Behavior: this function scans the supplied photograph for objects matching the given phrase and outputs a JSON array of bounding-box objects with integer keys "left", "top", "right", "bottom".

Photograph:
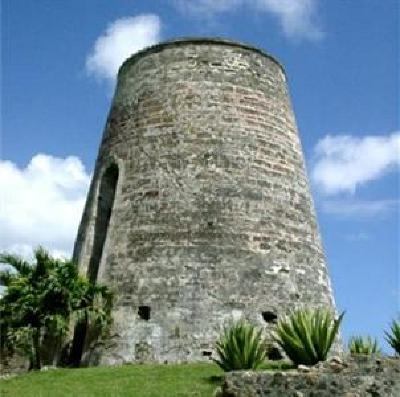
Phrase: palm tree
[{"left": 0, "top": 247, "right": 112, "bottom": 370}]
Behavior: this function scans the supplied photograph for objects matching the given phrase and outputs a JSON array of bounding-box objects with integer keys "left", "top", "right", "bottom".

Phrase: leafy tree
[
  {"left": 274, "top": 308, "right": 344, "bottom": 366},
  {"left": 214, "top": 320, "right": 267, "bottom": 371},
  {"left": 0, "top": 247, "right": 112, "bottom": 370}
]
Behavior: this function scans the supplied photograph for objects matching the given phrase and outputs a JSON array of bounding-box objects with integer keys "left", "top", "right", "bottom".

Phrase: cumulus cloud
[
  {"left": 86, "top": 14, "right": 161, "bottom": 82},
  {"left": 173, "top": 0, "right": 322, "bottom": 40},
  {"left": 0, "top": 154, "right": 90, "bottom": 258},
  {"left": 311, "top": 132, "right": 400, "bottom": 195}
]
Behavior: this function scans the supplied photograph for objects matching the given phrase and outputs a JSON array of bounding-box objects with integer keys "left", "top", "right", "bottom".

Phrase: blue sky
[{"left": 1, "top": 1, "right": 399, "bottom": 351}]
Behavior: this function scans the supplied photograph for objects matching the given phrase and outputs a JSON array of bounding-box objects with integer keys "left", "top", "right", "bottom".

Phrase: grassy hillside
[{"left": 0, "top": 363, "right": 223, "bottom": 397}]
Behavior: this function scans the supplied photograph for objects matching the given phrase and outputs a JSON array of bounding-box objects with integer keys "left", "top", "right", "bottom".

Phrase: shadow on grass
[{"left": 203, "top": 375, "right": 224, "bottom": 385}]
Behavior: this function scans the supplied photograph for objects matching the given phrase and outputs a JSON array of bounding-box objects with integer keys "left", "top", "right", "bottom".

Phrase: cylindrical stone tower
[{"left": 73, "top": 38, "right": 336, "bottom": 365}]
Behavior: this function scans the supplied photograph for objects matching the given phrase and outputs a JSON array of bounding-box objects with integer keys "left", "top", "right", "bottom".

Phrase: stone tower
[{"left": 72, "top": 38, "right": 336, "bottom": 365}]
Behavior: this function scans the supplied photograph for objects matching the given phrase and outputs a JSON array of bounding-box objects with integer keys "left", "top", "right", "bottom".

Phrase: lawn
[{"left": 0, "top": 363, "right": 224, "bottom": 397}]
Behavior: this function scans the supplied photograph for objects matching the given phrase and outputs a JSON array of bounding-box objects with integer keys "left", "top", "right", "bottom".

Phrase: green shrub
[
  {"left": 214, "top": 320, "right": 266, "bottom": 371},
  {"left": 274, "top": 308, "right": 344, "bottom": 366},
  {"left": 348, "top": 336, "right": 380, "bottom": 355},
  {"left": 385, "top": 319, "right": 400, "bottom": 355},
  {"left": 0, "top": 247, "right": 113, "bottom": 370}
]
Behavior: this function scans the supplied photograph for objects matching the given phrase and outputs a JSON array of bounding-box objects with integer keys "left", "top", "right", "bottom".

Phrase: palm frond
[{"left": 0, "top": 253, "right": 31, "bottom": 276}]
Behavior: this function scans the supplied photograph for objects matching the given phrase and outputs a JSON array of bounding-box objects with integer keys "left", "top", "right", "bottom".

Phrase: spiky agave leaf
[
  {"left": 214, "top": 320, "right": 267, "bottom": 371},
  {"left": 348, "top": 335, "right": 380, "bottom": 355},
  {"left": 274, "top": 308, "right": 344, "bottom": 366},
  {"left": 385, "top": 319, "right": 400, "bottom": 355},
  {"left": 292, "top": 310, "right": 317, "bottom": 362}
]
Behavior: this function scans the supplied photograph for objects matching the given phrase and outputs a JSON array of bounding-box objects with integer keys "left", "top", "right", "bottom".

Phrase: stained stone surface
[
  {"left": 73, "top": 38, "right": 337, "bottom": 365},
  {"left": 220, "top": 356, "right": 400, "bottom": 397}
]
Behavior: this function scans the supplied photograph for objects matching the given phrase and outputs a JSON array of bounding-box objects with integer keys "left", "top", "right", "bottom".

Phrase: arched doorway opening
[
  {"left": 88, "top": 164, "right": 119, "bottom": 282},
  {"left": 70, "top": 163, "right": 119, "bottom": 366}
]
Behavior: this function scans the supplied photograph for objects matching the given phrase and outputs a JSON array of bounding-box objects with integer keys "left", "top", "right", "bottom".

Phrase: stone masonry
[
  {"left": 220, "top": 356, "right": 400, "bottom": 397},
  {"left": 72, "top": 38, "right": 337, "bottom": 365}
]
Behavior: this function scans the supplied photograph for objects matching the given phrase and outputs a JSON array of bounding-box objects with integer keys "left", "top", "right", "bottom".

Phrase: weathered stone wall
[
  {"left": 220, "top": 356, "right": 400, "bottom": 397},
  {"left": 0, "top": 350, "right": 29, "bottom": 376},
  {"left": 73, "top": 38, "right": 336, "bottom": 365}
]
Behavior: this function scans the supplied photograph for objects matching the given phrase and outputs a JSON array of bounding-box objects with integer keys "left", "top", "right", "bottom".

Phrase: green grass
[
  {"left": 0, "top": 363, "right": 223, "bottom": 397},
  {"left": 0, "top": 361, "right": 293, "bottom": 397},
  {"left": 259, "top": 361, "right": 294, "bottom": 370}
]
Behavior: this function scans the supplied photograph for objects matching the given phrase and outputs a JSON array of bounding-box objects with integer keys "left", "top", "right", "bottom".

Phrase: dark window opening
[
  {"left": 87, "top": 164, "right": 119, "bottom": 283},
  {"left": 262, "top": 311, "right": 278, "bottom": 323},
  {"left": 138, "top": 306, "right": 151, "bottom": 321},
  {"left": 207, "top": 221, "right": 213, "bottom": 228},
  {"left": 202, "top": 351, "right": 212, "bottom": 357},
  {"left": 145, "top": 190, "right": 159, "bottom": 198},
  {"left": 268, "top": 347, "right": 283, "bottom": 361}
]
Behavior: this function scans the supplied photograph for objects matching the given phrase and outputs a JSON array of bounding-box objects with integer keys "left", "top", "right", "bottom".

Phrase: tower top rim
[{"left": 118, "top": 37, "right": 285, "bottom": 77}]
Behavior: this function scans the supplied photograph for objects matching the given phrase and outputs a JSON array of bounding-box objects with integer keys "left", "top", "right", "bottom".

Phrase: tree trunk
[{"left": 32, "top": 327, "right": 41, "bottom": 370}]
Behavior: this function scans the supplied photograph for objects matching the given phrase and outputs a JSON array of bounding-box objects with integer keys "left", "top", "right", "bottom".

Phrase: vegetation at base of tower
[
  {"left": 385, "top": 319, "right": 400, "bottom": 355},
  {"left": 0, "top": 363, "right": 222, "bottom": 397},
  {"left": 0, "top": 247, "right": 113, "bottom": 370},
  {"left": 348, "top": 336, "right": 381, "bottom": 356},
  {"left": 0, "top": 361, "right": 295, "bottom": 397},
  {"left": 274, "top": 308, "right": 344, "bottom": 366},
  {"left": 214, "top": 320, "right": 267, "bottom": 371}
]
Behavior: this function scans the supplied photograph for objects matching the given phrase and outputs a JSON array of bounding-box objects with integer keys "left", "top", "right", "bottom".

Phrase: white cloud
[
  {"left": 256, "top": 0, "right": 322, "bottom": 40},
  {"left": 312, "top": 132, "right": 400, "bottom": 195},
  {"left": 86, "top": 14, "right": 161, "bottom": 82},
  {"left": 173, "top": 0, "right": 322, "bottom": 40},
  {"left": 0, "top": 154, "right": 90, "bottom": 258},
  {"left": 322, "top": 199, "right": 399, "bottom": 217}
]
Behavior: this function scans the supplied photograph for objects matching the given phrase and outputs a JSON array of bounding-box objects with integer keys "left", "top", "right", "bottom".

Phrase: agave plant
[
  {"left": 274, "top": 308, "right": 344, "bottom": 366},
  {"left": 214, "top": 320, "right": 267, "bottom": 371},
  {"left": 385, "top": 319, "right": 400, "bottom": 355},
  {"left": 348, "top": 336, "right": 380, "bottom": 355}
]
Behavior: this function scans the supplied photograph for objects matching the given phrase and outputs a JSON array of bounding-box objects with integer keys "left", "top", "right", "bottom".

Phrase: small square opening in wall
[
  {"left": 202, "top": 351, "right": 212, "bottom": 358},
  {"left": 262, "top": 311, "right": 277, "bottom": 323},
  {"left": 268, "top": 347, "right": 283, "bottom": 361},
  {"left": 138, "top": 306, "right": 151, "bottom": 321}
]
